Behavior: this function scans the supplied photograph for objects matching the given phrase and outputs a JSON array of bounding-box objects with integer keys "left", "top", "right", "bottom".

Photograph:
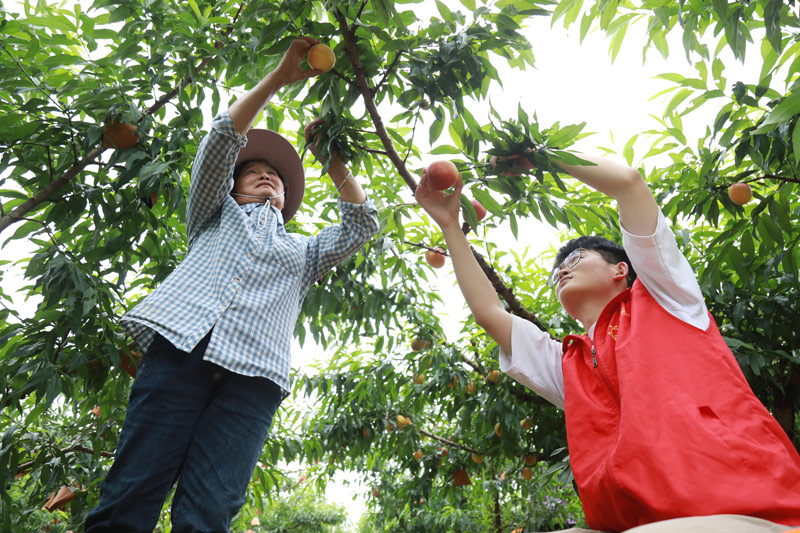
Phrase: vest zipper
[
  {"left": 591, "top": 343, "right": 597, "bottom": 367},
  {"left": 592, "top": 340, "right": 619, "bottom": 403}
]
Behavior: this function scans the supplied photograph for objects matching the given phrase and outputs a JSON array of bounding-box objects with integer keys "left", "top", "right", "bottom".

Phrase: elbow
[
  {"left": 622, "top": 167, "right": 646, "bottom": 191},
  {"left": 612, "top": 167, "right": 648, "bottom": 199},
  {"left": 473, "top": 304, "right": 501, "bottom": 331}
]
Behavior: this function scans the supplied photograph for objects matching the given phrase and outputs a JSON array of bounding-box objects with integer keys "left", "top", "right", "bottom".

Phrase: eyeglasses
[{"left": 547, "top": 248, "right": 585, "bottom": 288}]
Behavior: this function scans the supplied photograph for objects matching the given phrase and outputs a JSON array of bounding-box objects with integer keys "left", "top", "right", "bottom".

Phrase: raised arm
[
  {"left": 228, "top": 37, "right": 322, "bottom": 135},
  {"left": 415, "top": 172, "right": 513, "bottom": 354},
  {"left": 554, "top": 154, "right": 659, "bottom": 236}
]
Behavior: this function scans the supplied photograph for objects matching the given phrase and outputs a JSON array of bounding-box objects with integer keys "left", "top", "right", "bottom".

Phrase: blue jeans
[{"left": 85, "top": 332, "right": 283, "bottom": 532}]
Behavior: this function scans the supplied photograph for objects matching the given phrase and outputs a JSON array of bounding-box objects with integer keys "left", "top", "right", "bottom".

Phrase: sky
[{"left": 1, "top": 0, "right": 762, "bottom": 527}]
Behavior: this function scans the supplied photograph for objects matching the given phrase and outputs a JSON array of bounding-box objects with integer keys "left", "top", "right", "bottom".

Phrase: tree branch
[
  {"left": 375, "top": 52, "right": 403, "bottom": 94},
  {"left": 418, "top": 428, "right": 481, "bottom": 455},
  {"left": 0, "top": 146, "right": 104, "bottom": 234},
  {"left": 458, "top": 352, "right": 484, "bottom": 375},
  {"left": 509, "top": 384, "right": 548, "bottom": 405},
  {"left": 460, "top": 219, "right": 554, "bottom": 336},
  {"left": 334, "top": 10, "right": 419, "bottom": 192},
  {"left": 15, "top": 444, "right": 115, "bottom": 476},
  {"left": 403, "top": 240, "right": 448, "bottom": 255}
]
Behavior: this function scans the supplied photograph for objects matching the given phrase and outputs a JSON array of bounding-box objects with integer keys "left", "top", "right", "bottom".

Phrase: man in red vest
[{"left": 415, "top": 152, "right": 800, "bottom": 532}]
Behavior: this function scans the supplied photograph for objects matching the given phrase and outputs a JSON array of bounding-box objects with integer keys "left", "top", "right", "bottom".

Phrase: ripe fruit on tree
[
  {"left": 414, "top": 450, "right": 424, "bottom": 461},
  {"left": 362, "top": 427, "right": 369, "bottom": 437},
  {"left": 425, "top": 248, "right": 446, "bottom": 268},
  {"left": 426, "top": 160, "right": 459, "bottom": 190},
  {"left": 728, "top": 182, "right": 752, "bottom": 205},
  {"left": 486, "top": 370, "right": 500, "bottom": 384},
  {"left": 438, "top": 446, "right": 448, "bottom": 457},
  {"left": 396, "top": 414, "right": 411, "bottom": 429},
  {"left": 307, "top": 43, "right": 336, "bottom": 71},
  {"left": 414, "top": 373, "right": 425, "bottom": 385},
  {"left": 520, "top": 417, "right": 533, "bottom": 431},
  {"left": 494, "top": 422, "right": 502, "bottom": 437},
  {"left": 464, "top": 381, "right": 476, "bottom": 395},
  {"left": 102, "top": 118, "right": 138, "bottom": 150},
  {"left": 470, "top": 198, "right": 487, "bottom": 221},
  {"left": 448, "top": 376, "right": 459, "bottom": 388},
  {"left": 471, "top": 452, "right": 484, "bottom": 464},
  {"left": 411, "top": 337, "right": 431, "bottom": 351},
  {"left": 521, "top": 466, "right": 533, "bottom": 480},
  {"left": 525, "top": 453, "right": 538, "bottom": 466},
  {"left": 372, "top": 487, "right": 379, "bottom": 497},
  {"left": 91, "top": 405, "right": 102, "bottom": 417}
]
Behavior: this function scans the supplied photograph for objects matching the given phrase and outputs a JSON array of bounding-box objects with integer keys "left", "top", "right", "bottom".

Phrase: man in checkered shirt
[{"left": 86, "top": 37, "right": 379, "bottom": 532}]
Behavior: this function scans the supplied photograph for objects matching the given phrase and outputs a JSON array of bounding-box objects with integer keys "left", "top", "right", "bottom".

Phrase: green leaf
[
  {"left": 753, "top": 91, "right": 800, "bottom": 133},
  {"left": 763, "top": 0, "right": 783, "bottom": 54},
  {"left": 792, "top": 122, "right": 800, "bottom": 165},
  {"left": 471, "top": 187, "right": 503, "bottom": 216}
]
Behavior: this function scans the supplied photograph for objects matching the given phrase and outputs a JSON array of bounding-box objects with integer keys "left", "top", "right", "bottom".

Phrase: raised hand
[
  {"left": 273, "top": 37, "right": 324, "bottom": 88},
  {"left": 415, "top": 170, "right": 463, "bottom": 229}
]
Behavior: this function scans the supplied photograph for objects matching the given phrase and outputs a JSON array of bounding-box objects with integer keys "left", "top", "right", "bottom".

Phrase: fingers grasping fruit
[{"left": 307, "top": 43, "right": 335, "bottom": 71}]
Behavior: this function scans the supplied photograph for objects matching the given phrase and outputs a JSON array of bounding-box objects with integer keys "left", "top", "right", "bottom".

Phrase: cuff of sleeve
[
  {"left": 339, "top": 196, "right": 377, "bottom": 214},
  {"left": 212, "top": 111, "right": 247, "bottom": 147}
]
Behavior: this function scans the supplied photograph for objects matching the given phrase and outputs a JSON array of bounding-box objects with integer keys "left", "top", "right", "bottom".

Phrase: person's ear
[{"left": 612, "top": 262, "right": 629, "bottom": 283}]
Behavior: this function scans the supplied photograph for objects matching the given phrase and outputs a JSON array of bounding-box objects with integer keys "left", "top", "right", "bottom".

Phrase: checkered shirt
[{"left": 122, "top": 112, "right": 379, "bottom": 396}]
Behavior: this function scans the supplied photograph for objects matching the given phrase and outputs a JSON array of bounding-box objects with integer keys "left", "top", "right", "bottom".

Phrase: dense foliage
[{"left": 1, "top": 0, "right": 798, "bottom": 531}]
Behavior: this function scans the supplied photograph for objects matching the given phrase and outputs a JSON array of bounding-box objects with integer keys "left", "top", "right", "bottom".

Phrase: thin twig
[
  {"left": 418, "top": 428, "right": 481, "bottom": 455},
  {"left": 403, "top": 112, "right": 419, "bottom": 165},
  {"left": 334, "top": 9, "right": 418, "bottom": 192},
  {"left": 375, "top": 51, "right": 403, "bottom": 94},
  {"left": 403, "top": 240, "right": 448, "bottom": 255},
  {"left": 351, "top": 144, "right": 389, "bottom": 155},
  {"left": 355, "top": 0, "right": 369, "bottom": 21},
  {"left": 15, "top": 444, "right": 115, "bottom": 475}
]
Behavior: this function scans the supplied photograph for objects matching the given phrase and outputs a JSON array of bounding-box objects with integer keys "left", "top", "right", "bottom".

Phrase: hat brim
[{"left": 235, "top": 129, "right": 305, "bottom": 222}]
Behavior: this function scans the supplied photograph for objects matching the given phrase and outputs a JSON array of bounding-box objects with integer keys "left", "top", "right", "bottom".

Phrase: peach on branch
[
  {"left": 728, "top": 182, "right": 752, "bottom": 205},
  {"left": 425, "top": 248, "right": 446, "bottom": 268},
  {"left": 426, "top": 160, "right": 459, "bottom": 190}
]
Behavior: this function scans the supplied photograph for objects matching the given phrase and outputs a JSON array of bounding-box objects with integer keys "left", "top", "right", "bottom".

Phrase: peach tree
[{"left": 1, "top": 0, "right": 798, "bottom": 531}]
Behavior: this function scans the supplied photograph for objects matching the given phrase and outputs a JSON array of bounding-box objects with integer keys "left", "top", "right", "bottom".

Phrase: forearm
[
  {"left": 326, "top": 155, "right": 367, "bottom": 205},
  {"left": 228, "top": 72, "right": 283, "bottom": 135},
  {"left": 555, "top": 154, "right": 659, "bottom": 236},
  {"left": 440, "top": 222, "right": 505, "bottom": 325}
]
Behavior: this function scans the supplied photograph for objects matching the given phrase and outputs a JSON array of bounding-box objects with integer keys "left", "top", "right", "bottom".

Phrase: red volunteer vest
[{"left": 562, "top": 280, "right": 800, "bottom": 531}]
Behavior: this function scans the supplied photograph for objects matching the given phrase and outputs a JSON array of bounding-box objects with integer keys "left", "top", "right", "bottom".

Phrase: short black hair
[
  {"left": 233, "top": 159, "right": 283, "bottom": 183},
  {"left": 553, "top": 236, "right": 637, "bottom": 287}
]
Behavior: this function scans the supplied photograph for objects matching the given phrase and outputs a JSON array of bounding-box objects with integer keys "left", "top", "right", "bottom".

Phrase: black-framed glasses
[{"left": 547, "top": 248, "right": 586, "bottom": 288}]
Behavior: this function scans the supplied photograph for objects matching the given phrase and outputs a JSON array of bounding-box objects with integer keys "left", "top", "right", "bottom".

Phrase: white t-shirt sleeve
[
  {"left": 621, "top": 211, "right": 709, "bottom": 330},
  {"left": 499, "top": 315, "right": 565, "bottom": 409}
]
